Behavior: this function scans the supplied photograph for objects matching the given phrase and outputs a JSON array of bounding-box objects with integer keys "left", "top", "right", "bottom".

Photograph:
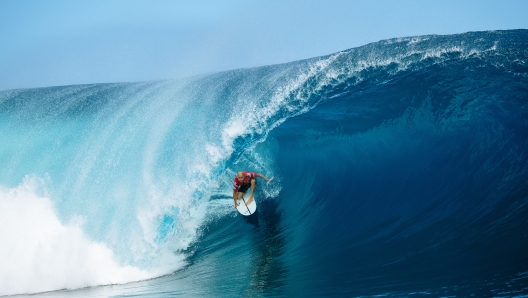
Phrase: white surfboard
[{"left": 236, "top": 191, "right": 257, "bottom": 216}]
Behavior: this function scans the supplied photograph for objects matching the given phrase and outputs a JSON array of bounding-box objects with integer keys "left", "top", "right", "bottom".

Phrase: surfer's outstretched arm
[{"left": 256, "top": 173, "right": 274, "bottom": 183}]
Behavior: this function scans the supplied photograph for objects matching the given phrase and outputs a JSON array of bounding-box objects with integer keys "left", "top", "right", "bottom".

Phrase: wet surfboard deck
[{"left": 236, "top": 191, "right": 257, "bottom": 216}]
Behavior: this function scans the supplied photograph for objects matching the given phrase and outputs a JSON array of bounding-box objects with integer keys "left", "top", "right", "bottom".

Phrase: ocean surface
[{"left": 1, "top": 30, "right": 527, "bottom": 297}]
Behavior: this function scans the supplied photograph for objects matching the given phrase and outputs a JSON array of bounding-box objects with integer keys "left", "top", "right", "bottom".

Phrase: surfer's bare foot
[{"left": 247, "top": 197, "right": 254, "bottom": 205}]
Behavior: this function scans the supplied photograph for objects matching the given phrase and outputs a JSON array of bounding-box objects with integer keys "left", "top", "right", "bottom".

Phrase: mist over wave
[{"left": 1, "top": 30, "right": 527, "bottom": 297}]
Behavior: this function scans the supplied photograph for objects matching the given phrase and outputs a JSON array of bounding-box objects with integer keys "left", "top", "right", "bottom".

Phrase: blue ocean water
[{"left": 1, "top": 30, "right": 527, "bottom": 297}]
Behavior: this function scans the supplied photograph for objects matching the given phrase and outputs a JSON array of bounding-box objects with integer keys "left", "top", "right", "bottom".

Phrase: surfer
[{"left": 233, "top": 171, "right": 273, "bottom": 208}]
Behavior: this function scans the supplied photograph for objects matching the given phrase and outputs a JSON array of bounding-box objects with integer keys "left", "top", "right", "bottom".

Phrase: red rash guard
[{"left": 233, "top": 172, "right": 257, "bottom": 192}]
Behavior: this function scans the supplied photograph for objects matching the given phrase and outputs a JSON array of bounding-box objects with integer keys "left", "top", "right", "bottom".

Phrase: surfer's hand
[
  {"left": 234, "top": 202, "right": 239, "bottom": 208},
  {"left": 267, "top": 177, "right": 274, "bottom": 183}
]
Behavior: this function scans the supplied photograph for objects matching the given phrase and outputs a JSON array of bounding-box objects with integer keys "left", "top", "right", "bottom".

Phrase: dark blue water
[{"left": 1, "top": 30, "right": 527, "bottom": 297}]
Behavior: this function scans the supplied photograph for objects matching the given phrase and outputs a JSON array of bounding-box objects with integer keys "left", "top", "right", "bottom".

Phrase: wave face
[{"left": 1, "top": 30, "right": 528, "bottom": 297}]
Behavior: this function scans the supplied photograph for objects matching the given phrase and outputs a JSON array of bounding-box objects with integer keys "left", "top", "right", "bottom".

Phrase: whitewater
[{"left": 1, "top": 30, "right": 527, "bottom": 297}]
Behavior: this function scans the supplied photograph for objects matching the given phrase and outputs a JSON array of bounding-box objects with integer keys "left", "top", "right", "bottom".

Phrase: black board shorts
[{"left": 237, "top": 183, "right": 251, "bottom": 193}]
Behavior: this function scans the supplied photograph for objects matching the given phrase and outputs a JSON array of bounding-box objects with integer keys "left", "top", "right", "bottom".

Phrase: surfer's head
[{"left": 236, "top": 172, "right": 244, "bottom": 180}]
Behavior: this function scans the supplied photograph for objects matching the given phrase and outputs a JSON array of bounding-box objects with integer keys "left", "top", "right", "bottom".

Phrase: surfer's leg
[{"left": 247, "top": 179, "right": 257, "bottom": 205}]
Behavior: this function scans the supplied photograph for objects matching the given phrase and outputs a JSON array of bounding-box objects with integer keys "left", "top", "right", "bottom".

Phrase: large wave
[{"left": 1, "top": 30, "right": 527, "bottom": 297}]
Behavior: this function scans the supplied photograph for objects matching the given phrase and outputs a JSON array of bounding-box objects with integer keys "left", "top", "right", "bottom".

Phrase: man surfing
[{"left": 233, "top": 171, "right": 273, "bottom": 208}]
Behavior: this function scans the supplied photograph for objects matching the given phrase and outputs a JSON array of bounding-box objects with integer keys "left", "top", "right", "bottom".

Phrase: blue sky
[{"left": 1, "top": 0, "right": 527, "bottom": 90}]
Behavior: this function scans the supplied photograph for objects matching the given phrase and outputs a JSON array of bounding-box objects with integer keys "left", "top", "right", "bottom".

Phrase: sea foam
[{"left": 0, "top": 176, "right": 173, "bottom": 296}]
